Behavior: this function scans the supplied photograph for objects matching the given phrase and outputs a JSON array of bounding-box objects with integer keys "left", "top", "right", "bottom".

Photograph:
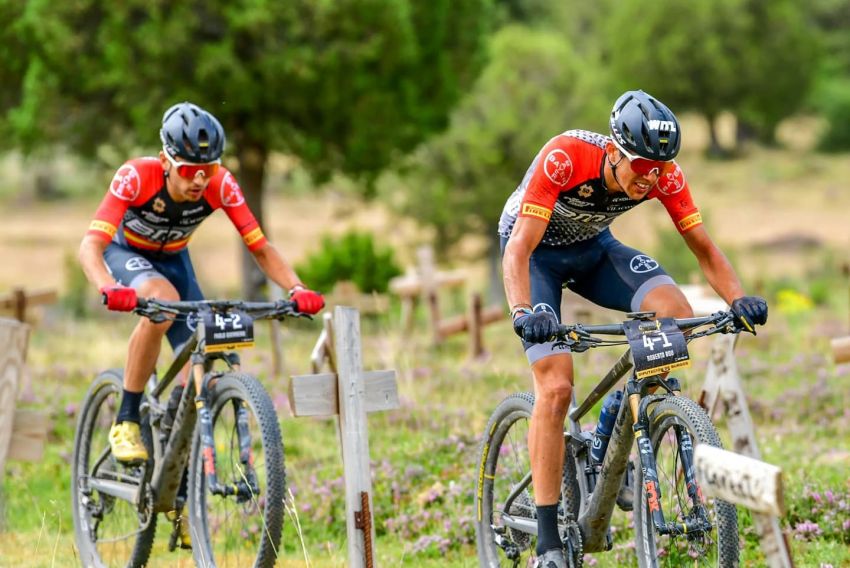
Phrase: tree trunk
[
  {"left": 705, "top": 113, "right": 725, "bottom": 158},
  {"left": 236, "top": 143, "right": 269, "bottom": 301}
]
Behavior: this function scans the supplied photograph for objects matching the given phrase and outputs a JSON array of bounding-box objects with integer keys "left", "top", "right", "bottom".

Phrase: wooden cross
[
  {"left": 699, "top": 334, "right": 794, "bottom": 568},
  {"left": 288, "top": 306, "right": 399, "bottom": 568}
]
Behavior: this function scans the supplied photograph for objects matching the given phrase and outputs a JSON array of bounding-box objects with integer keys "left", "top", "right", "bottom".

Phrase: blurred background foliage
[{"left": 1, "top": 0, "right": 849, "bottom": 298}]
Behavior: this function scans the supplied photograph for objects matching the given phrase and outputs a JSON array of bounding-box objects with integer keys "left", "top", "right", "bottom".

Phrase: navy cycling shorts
[
  {"left": 103, "top": 243, "right": 204, "bottom": 350},
  {"left": 501, "top": 228, "right": 676, "bottom": 364}
]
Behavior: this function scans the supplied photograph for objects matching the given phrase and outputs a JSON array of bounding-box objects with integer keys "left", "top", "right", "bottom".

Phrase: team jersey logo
[
  {"left": 153, "top": 197, "right": 166, "bottom": 213},
  {"left": 577, "top": 184, "right": 594, "bottom": 198},
  {"left": 630, "top": 254, "right": 660, "bottom": 274},
  {"left": 221, "top": 172, "right": 245, "bottom": 207},
  {"left": 521, "top": 203, "right": 552, "bottom": 221},
  {"left": 543, "top": 149, "right": 573, "bottom": 187},
  {"left": 109, "top": 165, "right": 141, "bottom": 201},
  {"left": 656, "top": 164, "right": 685, "bottom": 195},
  {"left": 678, "top": 212, "right": 703, "bottom": 232}
]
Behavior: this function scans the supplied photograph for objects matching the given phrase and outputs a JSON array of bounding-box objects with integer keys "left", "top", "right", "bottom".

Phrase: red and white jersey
[
  {"left": 87, "top": 158, "right": 267, "bottom": 255},
  {"left": 498, "top": 130, "right": 702, "bottom": 246}
]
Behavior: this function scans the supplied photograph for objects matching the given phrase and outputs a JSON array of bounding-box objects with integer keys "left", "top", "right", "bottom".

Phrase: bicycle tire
[
  {"left": 71, "top": 369, "right": 157, "bottom": 568},
  {"left": 188, "top": 372, "right": 286, "bottom": 568},
  {"left": 634, "top": 395, "right": 739, "bottom": 568},
  {"left": 475, "top": 392, "right": 580, "bottom": 567}
]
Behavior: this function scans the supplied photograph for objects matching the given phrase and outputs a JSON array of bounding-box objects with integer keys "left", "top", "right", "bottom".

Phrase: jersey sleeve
[
  {"left": 86, "top": 162, "right": 145, "bottom": 242},
  {"left": 207, "top": 170, "right": 268, "bottom": 251},
  {"left": 518, "top": 137, "right": 578, "bottom": 223},
  {"left": 652, "top": 163, "right": 703, "bottom": 233}
]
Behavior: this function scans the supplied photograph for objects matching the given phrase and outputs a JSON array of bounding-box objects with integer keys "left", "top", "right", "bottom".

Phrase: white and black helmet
[
  {"left": 159, "top": 102, "right": 225, "bottom": 162},
  {"left": 609, "top": 90, "right": 681, "bottom": 160}
]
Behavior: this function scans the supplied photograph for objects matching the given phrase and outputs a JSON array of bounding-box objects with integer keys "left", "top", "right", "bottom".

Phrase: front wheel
[
  {"left": 634, "top": 396, "right": 739, "bottom": 567},
  {"left": 475, "top": 392, "right": 581, "bottom": 567},
  {"left": 188, "top": 372, "right": 286, "bottom": 568},
  {"left": 71, "top": 369, "right": 157, "bottom": 568}
]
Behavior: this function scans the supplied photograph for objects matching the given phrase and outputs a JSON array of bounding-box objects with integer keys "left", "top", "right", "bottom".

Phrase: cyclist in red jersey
[
  {"left": 79, "top": 102, "right": 325, "bottom": 466},
  {"left": 499, "top": 91, "right": 767, "bottom": 568}
]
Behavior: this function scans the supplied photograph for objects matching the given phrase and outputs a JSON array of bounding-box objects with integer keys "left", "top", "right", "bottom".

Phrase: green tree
[
  {"left": 384, "top": 25, "right": 608, "bottom": 297},
  {"left": 599, "top": 0, "right": 820, "bottom": 153},
  {"left": 6, "top": 0, "right": 493, "bottom": 298}
]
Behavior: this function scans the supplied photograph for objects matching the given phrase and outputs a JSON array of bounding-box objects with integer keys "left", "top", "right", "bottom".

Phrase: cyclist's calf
[{"left": 531, "top": 353, "right": 574, "bottom": 421}]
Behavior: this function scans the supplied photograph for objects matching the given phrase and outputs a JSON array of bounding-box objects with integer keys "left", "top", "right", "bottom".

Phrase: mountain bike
[
  {"left": 72, "top": 297, "right": 305, "bottom": 568},
  {"left": 476, "top": 310, "right": 748, "bottom": 567}
]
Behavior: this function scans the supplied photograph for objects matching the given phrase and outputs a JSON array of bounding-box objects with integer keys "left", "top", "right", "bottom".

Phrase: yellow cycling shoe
[
  {"left": 108, "top": 421, "right": 149, "bottom": 463},
  {"left": 166, "top": 507, "right": 192, "bottom": 549}
]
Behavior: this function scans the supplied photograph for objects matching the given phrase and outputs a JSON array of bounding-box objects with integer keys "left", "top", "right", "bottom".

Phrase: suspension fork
[
  {"left": 192, "top": 354, "right": 255, "bottom": 499},
  {"left": 631, "top": 378, "right": 710, "bottom": 536},
  {"left": 630, "top": 381, "right": 669, "bottom": 534}
]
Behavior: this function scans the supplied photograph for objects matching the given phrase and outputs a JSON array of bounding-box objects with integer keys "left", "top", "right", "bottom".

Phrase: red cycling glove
[
  {"left": 289, "top": 286, "right": 325, "bottom": 315},
  {"left": 100, "top": 285, "right": 138, "bottom": 311}
]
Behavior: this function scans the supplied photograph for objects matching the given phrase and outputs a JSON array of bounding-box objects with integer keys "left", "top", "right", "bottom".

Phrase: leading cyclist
[
  {"left": 79, "top": 102, "right": 324, "bottom": 465},
  {"left": 498, "top": 90, "right": 768, "bottom": 568}
]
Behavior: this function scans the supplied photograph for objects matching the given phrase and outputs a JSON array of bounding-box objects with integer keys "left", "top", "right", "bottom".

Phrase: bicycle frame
[{"left": 88, "top": 315, "right": 257, "bottom": 516}]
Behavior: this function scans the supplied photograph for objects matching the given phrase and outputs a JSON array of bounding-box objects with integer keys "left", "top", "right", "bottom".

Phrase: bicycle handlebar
[
  {"left": 132, "top": 297, "right": 304, "bottom": 322},
  {"left": 554, "top": 310, "right": 742, "bottom": 352}
]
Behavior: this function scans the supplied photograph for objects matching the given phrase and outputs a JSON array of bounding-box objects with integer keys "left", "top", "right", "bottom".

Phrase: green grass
[{"left": 2, "top": 301, "right": 849, "bottom": 567}]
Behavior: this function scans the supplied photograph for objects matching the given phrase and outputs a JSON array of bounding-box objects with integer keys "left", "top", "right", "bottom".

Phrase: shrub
[{"left": 295, "top": 230, "right": 402, "bottom": 294}]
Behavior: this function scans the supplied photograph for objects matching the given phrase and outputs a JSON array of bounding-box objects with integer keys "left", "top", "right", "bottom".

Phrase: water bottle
[{"left": 590, "top": 390, "right": 623, "bottom": 464}]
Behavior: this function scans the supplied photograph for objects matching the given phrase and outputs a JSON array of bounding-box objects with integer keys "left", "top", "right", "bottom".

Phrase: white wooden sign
[{"left": 694, "top": 444, "right": 785, "bottom": 517}]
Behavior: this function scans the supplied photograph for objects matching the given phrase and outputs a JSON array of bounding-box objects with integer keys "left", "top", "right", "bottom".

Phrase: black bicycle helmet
[
  {"left": 609, "top": 90, "right": 680, "bottom": 160},
  {"left": 159, "top": 102, "right": 225, "bottom": 162}
]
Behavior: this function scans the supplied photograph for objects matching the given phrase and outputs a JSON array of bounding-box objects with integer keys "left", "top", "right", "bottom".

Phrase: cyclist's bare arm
[
  {"left": 78, "top": 234, "right": 117, "bottom": 290},
  {"left": 681, "top": 224, "right": 746, "bottom": 304},
  {"left": 502, "top": 215, "right": 549, "bottom": 310},
  {"left": 250, "top": 241, "right": 304, "bottom": 291}
]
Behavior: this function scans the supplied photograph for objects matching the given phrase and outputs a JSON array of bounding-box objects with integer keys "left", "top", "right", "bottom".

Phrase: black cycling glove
[
  {"left": 513, "top": 310, "right": 560, "bottom": 344},
  {"left": 731, "top": 296, "right": 768, "bottom": 334}
]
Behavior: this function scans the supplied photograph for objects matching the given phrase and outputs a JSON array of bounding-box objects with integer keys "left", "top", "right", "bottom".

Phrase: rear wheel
[
  {"left": 71, "top": 370, "right": 156, "bottom": 568},
  {"left": 188, "top": 372, "right": 286, "bottom": 568},
  {"left": 634, "top": 396, "right": 739, "bottom": 567},
  {"left": 475, "top": 392, "right": 580, "bottom": 567}
]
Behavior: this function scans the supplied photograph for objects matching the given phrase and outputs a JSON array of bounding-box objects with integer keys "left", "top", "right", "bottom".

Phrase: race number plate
[
  {"left": 201, "top": 310, "right": 255, "bottom": 353},
  {"left": 624, "top": 318, "right": 690, "bottom": 379}
]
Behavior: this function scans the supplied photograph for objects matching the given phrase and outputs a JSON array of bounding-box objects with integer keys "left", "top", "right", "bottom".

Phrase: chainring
[{"left": 562, "top": 520, "right": 583, "bottom": 568}]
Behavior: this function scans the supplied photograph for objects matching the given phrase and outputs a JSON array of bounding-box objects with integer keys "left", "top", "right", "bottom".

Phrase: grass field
[{"left": 1, "top": 139, "right": 850, "bottom": 566}]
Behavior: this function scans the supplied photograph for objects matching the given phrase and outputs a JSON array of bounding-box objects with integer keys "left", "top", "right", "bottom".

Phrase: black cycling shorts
[
  {"left": 501, "top": 228, "right": 676, "bottom": 364},
  {"left": 103, "top": 243, "right": 204, "bottom": 350}
]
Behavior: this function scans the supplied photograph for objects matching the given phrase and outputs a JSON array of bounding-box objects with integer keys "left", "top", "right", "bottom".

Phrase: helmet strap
[{"left": 607, "top": 154, "right": 626, "bottom": 192}]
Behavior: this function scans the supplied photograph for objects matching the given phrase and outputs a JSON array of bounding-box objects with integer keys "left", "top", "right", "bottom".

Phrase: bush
[
  {"left": 296, "top": 231, "right": 402, "bottom": 294},
  {"left": 814, "top": 78, "right": 850, "bottom": 151}
]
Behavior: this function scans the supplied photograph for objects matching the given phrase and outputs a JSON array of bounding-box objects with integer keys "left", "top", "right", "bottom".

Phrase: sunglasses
[
  {"left": 163, "top": 147, "right": 221, "bottom": 179},
  {"left": 612, "top": 140, "right": 669, "bottom": 176}
]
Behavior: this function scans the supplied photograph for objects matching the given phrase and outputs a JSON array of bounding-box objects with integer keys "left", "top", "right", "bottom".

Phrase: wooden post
[
  {"left": 468, "top": 292, "right": 484, "bottom": 359},
  {"left": 831, "top": 336, "right": 850, "bottom": 364},
  {"left": 12, "top": 289, "right": 26, "bottom": 323},
  {"left": 416, "top": 246, "right": 442, "bottom": 345},
  {"left": 288, "top": 307, "right": 399, "bottom": 568},
  {"left": 0, "top": 319, "right": 30, "bottom": 473},
  {"left": 699, "top": 334, "right": 794, "bottom": 567}
]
